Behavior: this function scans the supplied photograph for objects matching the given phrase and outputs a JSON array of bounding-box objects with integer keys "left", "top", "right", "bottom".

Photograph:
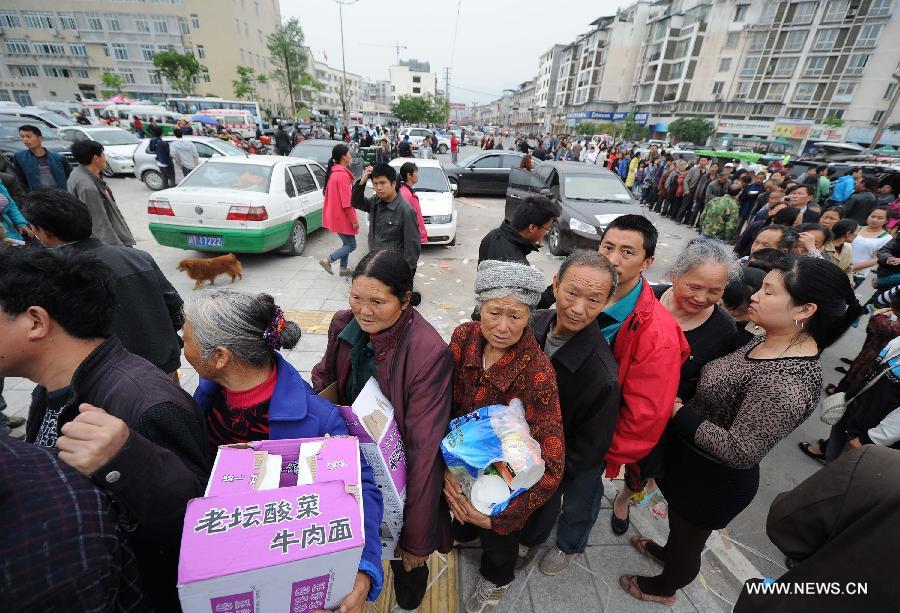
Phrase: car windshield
[
  {"left": 290, "top": 144, "right": 332, "bottom": 163},
  {"left": 214, "top": 141, "right": 248, "bottom": 157},
  {"left": 90, "top": 130, "right": 140, "bottom": 146},
  {"left": 180, "top": 162, "right": 272, "bottom": 192},
  {"left": 412, "top": 167, "right": 449, "bottom": 192},
  {"left": 36, "top": 111, "right": 76, "bottom": 126},
  {"left": 562, "top": 174, "right": 633, "bottom": 201}
]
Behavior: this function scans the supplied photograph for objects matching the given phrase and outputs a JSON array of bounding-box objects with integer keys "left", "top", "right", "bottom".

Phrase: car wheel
[
  {"left": 285, "top": 218, "right": 307, "bottom": 256},
  {"left": 547, "top": 222, "right": 567, "bottom": 256},
  {"left": 142, "top": 169, "right": 164, "bottom": 190},
  {"left": 438, "top": 144, "right": 448, "bottom": 154},
  {"left": 101, "top": 165, "right": 115, "bottom": 178}
]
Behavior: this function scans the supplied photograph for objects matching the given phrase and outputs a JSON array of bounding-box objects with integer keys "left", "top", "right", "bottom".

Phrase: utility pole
[
  {"left": 443, "top": 67, "right": 451, "bottom": 125},
  {"left": 872, "top": 72, "right": 900, "bottom": 149},
  {"left": 334, "top": 0, "right": 359, "bottom": 130}
]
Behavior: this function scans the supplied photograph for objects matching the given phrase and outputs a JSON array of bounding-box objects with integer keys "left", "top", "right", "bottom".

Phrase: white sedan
[
  {"left": 57, "top": 126, "right": 140, "bottom": 176},
  {"left": 147, "top": 155, "right": 326, "bottom": 256},
  {"left": 390, "top": 157, "right": 458, "bottom": 245}
]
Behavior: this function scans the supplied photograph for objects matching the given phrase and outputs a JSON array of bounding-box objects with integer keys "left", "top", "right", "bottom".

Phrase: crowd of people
[{"left": 3, "top": 119, "right": 900, "bottom": 612}]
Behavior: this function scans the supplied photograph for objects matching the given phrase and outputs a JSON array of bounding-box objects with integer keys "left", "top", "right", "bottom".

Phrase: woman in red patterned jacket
[{"left": 444, "top": 259, "right": 564, "bottom": 613}]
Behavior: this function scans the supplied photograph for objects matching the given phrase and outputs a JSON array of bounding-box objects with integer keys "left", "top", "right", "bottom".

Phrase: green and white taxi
[{"left": 148, "top": 155, "right": 325, "bottom": 256}]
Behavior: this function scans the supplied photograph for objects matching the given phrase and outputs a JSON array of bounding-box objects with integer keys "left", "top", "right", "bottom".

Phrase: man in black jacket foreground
[
  {"left": 22, "top": 188, "right": 185, "bottom": 378},
  {"left": 0, "top": 246, "right": 210, "bottom": 610},
  {"left": 517, "top": 250, "right": 620, "bottom": 576}
]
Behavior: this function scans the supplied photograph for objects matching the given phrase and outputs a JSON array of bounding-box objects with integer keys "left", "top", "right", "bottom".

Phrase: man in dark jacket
[
  {"left": 519, "top": 251, "right": 620, "bottom": 576},
  {"left": 149, "top": 125, "right": 176, "bottom": 189},
  {"left": 397, "top": 135, "right": 413, "bottom": 157},
  {"left": 375, "top": 138, "right": 391, "bottom": 164},
  {"left": 735, "top": 446, "right": 900, "bottom": 612},
  {"left": 22, "top": 188, "right": 184, "bottom": 376},
  {"left": 274, "top": 123, "right": 292, "bottom": 155},
  {"left": 14, "top": 124, "right": 71, "bottom": 191},
  {"left": 0, "top": 247, "right": 209, "bottom": 611},
  {"left": 351, "top": 164, "right": 421, "bottom": 274},
  {"left": 843, "top": 176, "right": 878, "bottom": 225},
  {"left": 704, "top": 169, "right": 729, "bottom": 204}
]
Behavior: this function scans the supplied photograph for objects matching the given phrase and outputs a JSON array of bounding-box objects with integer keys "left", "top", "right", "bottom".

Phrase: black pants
[
  {"left": 161, "top": 164, "right": 176, "bottom": 188},
  {"left": 673, "top": 195, "right": 693, "bottom": 223},
  {"left": 636, "top": 507, "right": 712, "bottom": 597},
  {"left": 452, "top": 521, "right": 520, "bottom": 587},
  {"left": 391, "top": 560, "right": 430, "bottom": 610}
]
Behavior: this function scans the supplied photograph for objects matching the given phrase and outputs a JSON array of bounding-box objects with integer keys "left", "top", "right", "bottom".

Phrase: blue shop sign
[{"left": 566, "top": 111, "right": 649, "bottom": 125}]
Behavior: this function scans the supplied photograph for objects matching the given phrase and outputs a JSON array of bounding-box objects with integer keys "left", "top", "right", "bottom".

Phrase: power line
[
  {"left": 451, "top": 84, "right": 503, "bottom": 98},
  {"left": 447, "top": 0, "right": 461, "bottom": 99}
]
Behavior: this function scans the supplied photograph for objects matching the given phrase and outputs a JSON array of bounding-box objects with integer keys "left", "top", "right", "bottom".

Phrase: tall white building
[{"left": 389, "top": 59, "right": 436, "bottom": 102}]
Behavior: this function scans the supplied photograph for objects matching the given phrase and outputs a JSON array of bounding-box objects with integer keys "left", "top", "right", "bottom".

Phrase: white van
[
  {"left": 204, "top": 109, "right": 256, "bottom": 138},
  {"left": 36, "top": 100, "right": 85, "bottom": 121},
  {"left": 102, "top": 104, "right": 182, "bottom": 135}
]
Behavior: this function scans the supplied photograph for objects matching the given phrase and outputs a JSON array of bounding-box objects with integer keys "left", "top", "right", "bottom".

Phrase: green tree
[
  {"left": 667, "top": 117, "right": 715, "bottom": 145},
  {"left": 267, "top": 18, "right": 318, "bottom": 114},
  {"left": 391, "top": 95, "right": 435, "bottom": 124},
  {"left": 823, "top": 115, "right": 845, "bottom": 127},
  {"left": 153, "top": 47, "right": 204, "bottom": 96},
  {"left": 232, "top": 65, "right": 268, "bottom": 100},
  {"left": 619, "top": 113, "right": 651, "bottom": 141},
  {"left": 101, "top": 71, "right": 124, "bottom": 95}
]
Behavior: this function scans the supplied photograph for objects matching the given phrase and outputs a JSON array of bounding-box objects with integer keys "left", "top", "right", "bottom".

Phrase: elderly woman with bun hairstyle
[{"left": 184, "top": 288, "right": 385, "bottom": 612}]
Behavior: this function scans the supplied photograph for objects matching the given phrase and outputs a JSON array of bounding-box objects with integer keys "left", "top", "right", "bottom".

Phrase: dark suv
[{"left": 0, "top": 115, "right": 75, "bottom": 167}]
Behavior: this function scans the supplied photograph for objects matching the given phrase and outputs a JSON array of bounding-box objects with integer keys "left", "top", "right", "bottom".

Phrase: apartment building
[
  {"left": 0, "top": 0, "right": 280, "bottom": 109},
  {"left": 389, "top": 59, "right": 436, "bottom": 102}
]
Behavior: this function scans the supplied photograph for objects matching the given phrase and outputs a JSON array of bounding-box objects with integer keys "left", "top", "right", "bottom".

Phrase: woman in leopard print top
[{"left": 621, "top": 255, "right": 867, "bottom": 606}]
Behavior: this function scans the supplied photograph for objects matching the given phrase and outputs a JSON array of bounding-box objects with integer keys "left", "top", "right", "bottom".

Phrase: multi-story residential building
[
  {"left": 0, "top": 1, "right": 280, "bottom": 110},
  {"left": 389, "top": 59, "right": 436, "bottom": 102},
  {"left": 305, "top": 52, "right": 363, "bottom": 121}
]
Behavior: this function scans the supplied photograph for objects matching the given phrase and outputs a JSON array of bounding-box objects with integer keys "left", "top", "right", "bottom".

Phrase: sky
[{"left": 280, "top": 0, "right": 633, "bottom": 105}]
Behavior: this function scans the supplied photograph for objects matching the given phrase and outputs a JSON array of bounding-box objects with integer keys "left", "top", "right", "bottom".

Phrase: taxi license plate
[{"left": 186, "top": 235, "right": 223, "bottom": 247}]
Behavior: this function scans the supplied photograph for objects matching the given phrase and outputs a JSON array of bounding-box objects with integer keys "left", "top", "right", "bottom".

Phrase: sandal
[
  {"left": 798, "top": 441, "right": 826, "bottom": 464},
  {"left": 835, "top": 366, "right": 849, "bottom": 374},
  {"left": 840, "top": 357, "right": 853, "bottom": 365},
  {"left": 619, "top": 575, "right": 676, "bottom": 606},
  {"left": 630, "top": 536, "right": 665, "bottom": 565}
]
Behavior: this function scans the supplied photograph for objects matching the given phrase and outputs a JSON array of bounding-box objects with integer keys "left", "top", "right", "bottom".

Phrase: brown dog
[{"left": 177, "top": 253, "right": 243, "bottom": 289}]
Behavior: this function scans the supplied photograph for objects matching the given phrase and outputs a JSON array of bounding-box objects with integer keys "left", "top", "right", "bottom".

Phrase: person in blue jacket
[
  {"left": 184, "top": 288, "right": 384, "bottom": 612},
  {"left": 0, "top": 180, "right": 31, "bottom": 241},
  {"left": 830, "top": 167, "right": 862, "bottom": 204}
]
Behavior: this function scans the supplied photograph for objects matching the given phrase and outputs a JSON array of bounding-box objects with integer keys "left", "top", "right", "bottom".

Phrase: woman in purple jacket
[
  {"left": 185, "top": 288, "right": 384, "bottom": 613},
  {"left": 313, "top": 249, "right": 454, "bottom": 613}
]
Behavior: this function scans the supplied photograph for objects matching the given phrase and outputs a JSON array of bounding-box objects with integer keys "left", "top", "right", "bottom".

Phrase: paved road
[{"left": 4, "top": 144, "right": 863, "bottom": 604}]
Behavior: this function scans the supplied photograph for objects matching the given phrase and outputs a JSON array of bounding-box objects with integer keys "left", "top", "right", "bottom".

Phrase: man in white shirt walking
[{"left": 170, "top": 128, "right": 200, "bottom": 179}]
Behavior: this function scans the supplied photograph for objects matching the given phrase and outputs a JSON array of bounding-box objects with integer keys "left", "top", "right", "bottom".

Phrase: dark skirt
[{"left": 657, "top": 427, "right": 759, "bottom": 531}]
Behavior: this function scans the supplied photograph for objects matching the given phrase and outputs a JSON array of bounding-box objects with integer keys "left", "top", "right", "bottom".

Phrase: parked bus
[
  {"left": 203, "top": 109, "right": 257, "bottom": 138},
  {"left": 715, "top": 137, "right": 791, "bottom": 155},
  {"left": 166, "top": 97, "right": 263, "bottom": 129},
  {"left": 102, "top": 104, "right": 182, "bottom": 135}
]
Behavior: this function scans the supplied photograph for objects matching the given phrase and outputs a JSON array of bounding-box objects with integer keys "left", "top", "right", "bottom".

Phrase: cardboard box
[
  {"left": 336, "top": 377, "right": 406, "bottom": 560},
  {"left": 178, "top": 436, "right": 364, "bottom": 613}
]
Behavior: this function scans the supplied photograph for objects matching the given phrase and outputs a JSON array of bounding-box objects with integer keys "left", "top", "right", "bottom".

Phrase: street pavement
[{"left": 3, "top": 144, "right": 863, "bottom": 610}]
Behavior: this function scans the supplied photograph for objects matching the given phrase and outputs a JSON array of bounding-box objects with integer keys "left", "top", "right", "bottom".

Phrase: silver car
[{"left": 133, "top": 135, "right": 247, "bottom": 190}]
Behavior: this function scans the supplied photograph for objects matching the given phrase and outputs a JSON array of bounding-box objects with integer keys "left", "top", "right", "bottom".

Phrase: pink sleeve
[{"left": 340, "top": 174, "right": 357, "bottom": 225}]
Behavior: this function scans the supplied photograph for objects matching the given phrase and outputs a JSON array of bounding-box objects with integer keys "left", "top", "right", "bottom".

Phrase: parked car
[
  {"left": 442, "top": 150, "right": 527, "bottom": 196},
  {"left": 505, "top": 161, "right": 643, "bottom": 256},
  {"left": 389, "top": 158, "right": 458, "bottom": 245},
  {"left": 0, "top": 106, "right": 77, "bottom": 130},
  {"left": 289, "top": 139, "right": 364, "bottom": 179},
  {"left": 147, "top": 155, "right": 325, "bottom": 256},
  {"left": 0, "top": 115, "right": 75, "bottom": 167},
  {"left": 398, "top": 127, "right": 450, "bottom": 153},
  {"left": 58, "top": 126, "right": 140, "bottom": 176},
  {"left": 133, "top": 135, "right": 246, "bottom": 189}
]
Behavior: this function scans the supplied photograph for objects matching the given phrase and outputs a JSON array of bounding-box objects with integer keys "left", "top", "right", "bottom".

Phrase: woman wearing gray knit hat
[{"left": 444, "top": 259, "right": 565, "bottom": 613}]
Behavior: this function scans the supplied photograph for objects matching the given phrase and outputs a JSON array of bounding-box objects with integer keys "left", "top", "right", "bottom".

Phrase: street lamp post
[
  {"left": 872, "top": 72, "right": 900, "bottom": 149},
  {"left": 334, "top": 0, "right": 359, "bottom": 131}
]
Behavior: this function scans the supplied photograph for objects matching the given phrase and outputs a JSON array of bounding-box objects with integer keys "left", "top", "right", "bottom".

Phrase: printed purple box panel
[
  {"left": 210, "top": 591, "right": 254, "bottom": 613},
  {"left": 289, "top": 575, "right": 330, "bottom": 613}
]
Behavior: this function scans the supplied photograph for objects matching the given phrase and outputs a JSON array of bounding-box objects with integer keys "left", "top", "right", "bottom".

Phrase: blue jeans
[{"left": 328, "top": 233, "right": 357, "bottom": 269}]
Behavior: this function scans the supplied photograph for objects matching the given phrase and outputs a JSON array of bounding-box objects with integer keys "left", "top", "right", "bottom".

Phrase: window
[
  {"left": 869, "top": 0, "right": 892, "bottom": 17},
  {"left": 804, "top": 56, "right": 828, "bottom": 76},
  {"left": 835, "top": 82, "right": 857, "bottom": 97},
  {"left": 119, "top": 69, "right": 135, "bottom": 84},
  {"left": 34, "top": 42, "right": 66, "bottom": 55},
  {"left": 748, "top": 31, "right": 767, "bottom": 52},
  {"left": 735, "top": 5, "right": 748, "bottom": 20},
  {"left": 136, "top": 16, "right": 150, "bottom": 33},
  {"left": 829, "top": 109, "right": 845, "bottom": 119},
  {"left": 107, "top": 15, "right": 121, "bottom": 32},
  {"left": 310, "top": 164, "right": 326, "bottom": 188},
  {"left": 712, "top": 81, "right": 724, "bottom": 95},
  {"left": 5, "top": 40, "right": 30, "bottom": 55},
  {"left": 284, "top": 171, "right": 297, "bottom": 197},
  {"left": 149, "top": 72, "right": 162, "bottom": 85},
  {"left": 886, "top": 82, "right": 899, "bottom": 100},
  {"left": 86, "top": 13, "right": 103, "bottom": 31},
  {"left": 191, "top": 13, "right": 199, "bottom": 28},
  {"left": 783, "top": 30, "right": 807, "bottom": 51},
  {"left": 254, "top": 0, "right": 260, "bottom": 16},
  {"left": 758, "top": 3, "right": 777, "bottom": 24},
  {"left": 197, "top": 44, "right": 206, "bottom": 59},
  {"left": 471, "top": 155, "right": 500, "bottom": 169},
  {"left": 13, "top": 91, "right": 33, "bottom": 106},
  {"left": 845, "top": 53, "right": 869, "bottom": 75},
  {"left": 794, "top": 82, "right": 816, "bottom": 101},
  {"left": 718, "top": 57, "right": 732, "bottom": 72},
  {"left": 76, "top": 68, "right": 89, "bottom": 79},
  {"left": 15, "top": 66, "right": 40, "bottom": 77},
  {"left": 814, "top": 29, "right": 839, "bottom": 50},
  {"left": 741, "top": 56, "right": 760, "bottom": 77},
  {"left": 725, "top": 32, "right": 739, "bottom": 49},
  {"left": 58, "top": 13, "right": 76, "bottom": 29},
  {"left": 672, "top": 39, "right": 689, "bottom": 58},
  {"left": 765, "top": 82, "right": 787, "bottom": 100},
  {"left": 44, "top": 66, "right": 73, "bottom": 78},
  {"left": 101, "top": 43, "right": 110, "bottom": 57},
  {"left": 243, "top": 21, "right": 248, "bottom": 36},
  {"left": 412, "top": 87, "right": 421, "bottom": 93},
  {"left": 240, "top": 49, "right": 245, "bottom": 63},
  {"left": 141, "top": 44, "right": 155, "bottom": 60},
  {"left": 290, "top": 165, "right": 318, "bottom": 194},
  {"left": 0, "top": 91, "right": 9, "bottom": 102},
  {"left": 69, "top": 44, "right": 88, "bottom": 56},
  {"left": 735, "top": 81, "right": 751, "bottom": 99},
  {"left": 258, "top": 29, "right": 263, "bottom": 43},
  {"left": 22, "top": 11, "right": 54, "bottom": 29},
  {"left": 412, "top": 76, "right": 421, "bottom": 83},
  {"left": 154, "top": 16, "right": 168, "bottom": 33},
  {"left": 857, "top": 24, "right": 883, "bottom": 47},
  {"left": 823, "top": 0, "right": 849, "bottom": 21},
  {"left": 112, "top": 43, "right": 129, "bottom": 60},
  {"left": 774, "top": 57, "right": 799, "bottom": 77},
  {"left": 0, "top": 11, "right": 21, "bottom": 27},
  {"left": 669, "top": 61, "right": 684, "bottom": 79},
  {"left": 178, "top": 17, "right": 189, "bottom": 34},
  {"left": 793, "top": 2, "right": 816, "bottom": 24},
  {"left": 874, "top": 110, "right": 885, "bottom": 122}
]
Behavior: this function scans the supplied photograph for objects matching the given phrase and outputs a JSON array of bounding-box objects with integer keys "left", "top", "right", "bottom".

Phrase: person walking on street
[
  {"left": 149, "top": 126, "right": 176, "bottom": 189},
  {"left": 170, "top": 128, "right": 200, "bottom": 179},
  {"left": 419, "top": 137, "right": 434, "bottom": 160},
  {"left": 67, "top": 140, "right": 135, "bottom": 247},
  {"left": 376, "top": 138, "right": 391, "bottom": 165},
  {"left": 397, "top": 161, "right": 429, "bottom": 246},
  {"left": 275, "top": 124, "right": 292, "bottom": 156},
  {"left": 319, "top": 144, "right": 359, "bottom": 277},
  {"left": 351, "top": 164, "right": 421, "bottom": 275},
  {"left": 450, "top": 132, "right": 460, "bottom": 164},
  {"left": 131, "top": 116, "right": 144, "bottom": 138},
  {"left": 14, "top": 125, "right": 71, "bottom": 192}
]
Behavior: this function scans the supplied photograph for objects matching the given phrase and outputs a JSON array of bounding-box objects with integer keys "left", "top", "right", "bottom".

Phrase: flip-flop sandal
[
  {"left": 630, "top": 536, "right": 665, "bottom": 565},
  {"left": 798, "top": 441, "right": 826, "bottom": 464},
  {"left": 840, "top": 357, "right": 853, "bottom": 365},
  {"left": 619, "top": 575, "right": 676, "bottom": 606},
  {"left": 835, "top": 366, "right": 849, "bottom": 374}
]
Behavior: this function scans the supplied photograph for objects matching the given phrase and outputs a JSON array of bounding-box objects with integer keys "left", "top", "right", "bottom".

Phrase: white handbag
[{"left": 820, "top": 360, "right": 894, "bottom": 425}]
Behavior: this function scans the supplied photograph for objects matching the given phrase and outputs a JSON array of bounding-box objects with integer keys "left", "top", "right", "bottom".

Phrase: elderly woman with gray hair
[
  {"left": 183, "top": 288, "right": 386, "bottom": 611},
  {"left": 444, "top": 259, "right": 565, "bottom": 613}
]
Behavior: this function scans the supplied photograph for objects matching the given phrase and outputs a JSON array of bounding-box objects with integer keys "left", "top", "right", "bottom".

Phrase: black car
[
  {"left": 289, "top": 139, "right": 364, "bottom": 179},
  {"left": 505, "top": 161, "right": 644, "bottom": 256},
  {"left": 0, "top": 115, "right": 76, "bottom": 167},
  {"left": 442, "top": 150, "right": 526, "bottom": 196}
]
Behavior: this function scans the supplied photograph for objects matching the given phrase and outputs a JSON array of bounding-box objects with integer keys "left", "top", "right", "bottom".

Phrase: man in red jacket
[{"left": 596, "top": 215, "right": 690, "bottom": 535}]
